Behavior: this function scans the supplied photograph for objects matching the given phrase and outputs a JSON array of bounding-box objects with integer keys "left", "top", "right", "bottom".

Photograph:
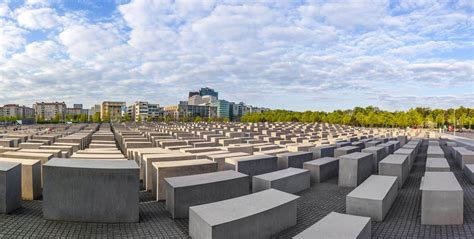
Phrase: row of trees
[
  {"left": 0, "top": 116, "right": 23, "bottom": 122},
  {"left": 241, "top": 106, "right": 474, "bottom": 129}
]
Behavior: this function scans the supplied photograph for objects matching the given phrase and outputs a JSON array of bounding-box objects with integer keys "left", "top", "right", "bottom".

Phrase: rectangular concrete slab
[
  {"left": 293, "top": 212, "right": 371, "bottom": 239},
  {"left": 189, "top": 189, "right": 299, "bottom": 239},
  {"left": 303, "top": 157, "right": 338, "bottom": 183},
  {"left": 420, "top": 172, "right": 463, "bottom": 225},
  {"left": 346, "top": 175, "right": 398, "bottom": 222},
  {"left": 164, "top": 170, "right": 250, "bottom": 218},
  {"left": 252, "top": 168, "right": 310, "bottom": 194},
  {"left": 42, "top": 158, "right": 139, "bottom": 223}
]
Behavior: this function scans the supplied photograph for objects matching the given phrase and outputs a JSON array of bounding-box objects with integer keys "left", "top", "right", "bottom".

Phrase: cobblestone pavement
[{"left": 1, "top": 140, "right": 473, "bottom": 238}]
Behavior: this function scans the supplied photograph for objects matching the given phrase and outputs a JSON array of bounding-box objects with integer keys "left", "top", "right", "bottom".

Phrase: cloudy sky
[{"left": 0, "top": 0, "right": 472, "bottom": 111}]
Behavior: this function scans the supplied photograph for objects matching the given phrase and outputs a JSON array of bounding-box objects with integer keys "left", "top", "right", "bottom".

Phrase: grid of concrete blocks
[{"left": 0, "top": 122, "right": 473, "bottom": 238}]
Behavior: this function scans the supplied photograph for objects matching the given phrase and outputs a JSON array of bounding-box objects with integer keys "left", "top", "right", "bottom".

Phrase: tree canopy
[{"left": 241, "top": 106, "right": 474, "bottom": 129}]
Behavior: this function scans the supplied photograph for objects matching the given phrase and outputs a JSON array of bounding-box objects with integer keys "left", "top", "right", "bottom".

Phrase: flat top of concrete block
[
  {"left": 208, "top": 152, "right": 249, "bottom": 159},
  {"left": 1, "top": 151, "right": 53, "bottom": 157},
  {"left": 452, "top": 147, "right": 471, "bottom": 154},
  {"left": 421, "top": 172, "right": 462, "bottom": 191},
  {"left": 426, "top": 158, "right": 449, "bottom": 168},
  {"left": 427, "top": 146, "right": 444, "bottom": 154},
  {"left": 362, "top": 146, "right": 385, "bottom": 152},
  {"left": 20, "top": 149, "right": 61, "bottom": 154},
  {"left": 53, "top": 142, "right": 80, "bottom": 146},
  {"left": 165, "top": 170, "right": 248, "bottom": 187},
  {"left": 0, "top": 157, "right": 40, "bottom": 166},
  {"left": 44, "top": 158, "right": 139, "bottom": 169},
  {"left": 388, "top": 140, "right": 400, "bottom": 144},
  {"left": 143, "top": 153, "right": 194, "bottom": 160},
  {"left": 340, "top": 152, "right": 372, "bottom": 160},
  {"left": 20, "top": 142, "right": 44, "bottom": 145},
  {"left": 71, "top": 153, "right": 125, "bottom": 158},
  {"left": 458, "top": 149, "right": 474, "bottom": 156},
  {"left": 0, "top": 160, "right": 21, "bottom": 171},
  {"left": 336, "top": 146, "right": 359, "bottom": 151},
  {"left": 222, "top": 145, "right": 253, "bottom": 149},
  {"left": 182, "top": 146, "right": 220, "bottom": 152},
  {"left": 189, "top": 189, "right": 299, "bottom": 226},
  {"left": 304, "top": 157, "right": 338, "bottom": 166},
  {"left": 294, "top": 212, "right": 370, "bottom": 238},
  {"left": 466, "top": 164, "right": 474, "bottom": 172},
  {"left": 394, "top": 148, "right": 414, "bottom": 154},
  {"left": 380, "top": 154, "right": 407, "bottom": 164},
  {"left": 402, "top": 144, "right": 417, "bottom": 149},
  {"left": 226, "top": 154, "right": 277, "bottom": 163},
  {"left": 152, "top": 159, "right": 215, "bottom": 168},
  {"left": 255, "top": 148, "right": 288, "bottom": 154},
  {"left": 193, "top": 150, "right": 229, "bottom": 156},
  {"left": 253, "top": 167, "right": 308, "bottom": 181},
  {"left": 89, "top": 144, "right": 117, "bottom": 147},
  {"left": 77, "top": 150, "right": 122, "bottom": 154},
  {"left": 276, "top": 151, "right": 312, "bottom": 157},
  {"left": 347, "top": 175, "right": 398, "bottom": 200},
  {"left": 125, "top": 141, "right": 152, "bottom": 146},
  {"left": 85, "top": 148, "right": 118, "bottom": 151},
  {"left": 133, "top": 147, "right": 172, "bottom": 153},
  {"left": 314, "top": 145, "right": 336, "bottom": 149}
]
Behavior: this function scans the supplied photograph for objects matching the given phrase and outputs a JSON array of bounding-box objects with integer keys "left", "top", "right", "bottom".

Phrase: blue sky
[{"left": 0, "top": 0, "right": 472, "bottom": 111}]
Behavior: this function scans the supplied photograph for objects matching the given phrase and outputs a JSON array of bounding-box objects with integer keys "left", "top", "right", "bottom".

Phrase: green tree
[
  {"left": 93, "top": 112, "right": 101, "bottom": 123},
  {"left": 194, "top": 116, "right": 202, "bottom": 123},
  {"left": 52, "top": 113, "right": 62, "bottom": 124},
  {"left": 102, "top": 112, "right": 110, "bottom": 122},
  {"left": 123, "top": 114, "right": 131, "bottom": 122}
]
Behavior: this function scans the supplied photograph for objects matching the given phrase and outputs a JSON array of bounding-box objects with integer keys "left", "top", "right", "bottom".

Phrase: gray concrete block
[
  {"left": 338, "top": 152, "right": 373, "bottom": 187},
  {"left": 252, "top": 168, "right": 310, "bottom": 194},
  {"left": 0, "top": 158, "right": 41, "bottom": 200},
  {"left": 394, "top": 148, "right": 416, "bottom": 169},
  {"left": 0, "top": 161, "right": 21, "bottom": 214},
  {"left": 378, "top": 154, "right": 409, "bottom": 188},
  {"left": 334, "top": 146, "right": 360, "bottom": 158},
  {"left": 362, "top": 146, "right": 387, "bottom": 173},
  {"left": 165, "top": 171, "right": 250, "bottom": 219},
  {"left": 303, "top": 157, "right": 338, "bottom": 183},
  {"left": 189, "top": 189, "right": 298, "bottom": 239},
  {"left": 420, "top": 172, "right": 463, "bottom": 225},
  {"left": 346, "top": 175, "right": 398, "bottom": 222},
  {"left": 225, "top": 155, "right": 278, "bottom": 177},
  {"left": 293, "top": 212, "right": 371, "bottom": 239},
  {"left": 426, "top": 145, "right": 445, "bottom": 158},
  {"left": 43, "top": 159, "right": 139, "bottom": 223},
  {"left": 464, "top": 164, "right": 474, "bottom": 184},
  {"left": 207, "top": 152, "right": 249, "bottom": 171},
  {"left": 276, "top": 151, "right": 313, "bottom": 169},
  {"left": 308, "top": 145, "right": 336, "bottom": 159},
  {"left": 152, "top": 159, "right": 217, "bottom": 200},
  {"left": 425, "top": 158, "right": 450, "bottom": 172}
]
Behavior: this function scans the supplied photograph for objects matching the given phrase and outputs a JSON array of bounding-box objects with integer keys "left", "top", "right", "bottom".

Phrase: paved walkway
[{"left": 1, "top": 140, "right": 473, "bottom": 238}]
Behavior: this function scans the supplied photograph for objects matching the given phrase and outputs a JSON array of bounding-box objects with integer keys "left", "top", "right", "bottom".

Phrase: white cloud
[
  {"left": 0, "top": 0, "right": 471, "bottom": 110},
  {"left": 17, "top": 7, "right": 60, "bottom": 29}
]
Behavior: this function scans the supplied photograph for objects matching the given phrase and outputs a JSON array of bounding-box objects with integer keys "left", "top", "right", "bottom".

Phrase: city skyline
[{"left": 0, "top": 0, "right": 473, "bottom": 111}]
